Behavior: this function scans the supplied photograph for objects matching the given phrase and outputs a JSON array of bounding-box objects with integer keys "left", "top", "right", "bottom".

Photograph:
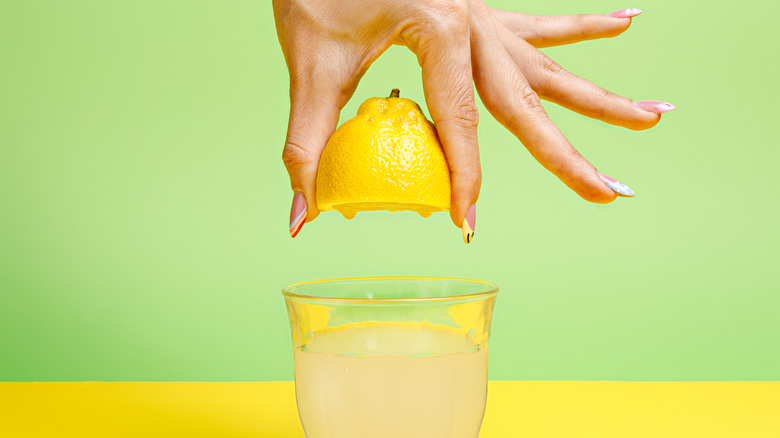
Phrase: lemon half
[{"left": 316, "top": 90, "right": 451, "bottom": 219}]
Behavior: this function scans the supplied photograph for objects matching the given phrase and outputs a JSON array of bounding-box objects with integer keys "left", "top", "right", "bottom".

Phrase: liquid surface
[{"left": 294, "top": 323, "right": 488, "bottom": 438}]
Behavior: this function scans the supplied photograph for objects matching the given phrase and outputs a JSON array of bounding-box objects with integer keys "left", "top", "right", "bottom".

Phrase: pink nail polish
[
  {"left": 462, "top": 204, "right": 476, "bottom": 244},
  {"left": 289, "top": 192, "right": 307, "bottom": 238},
  {"left": 608, "top": 8, "right": 643, "bottom": 18},
  {"left": 598, "top": 173, "right": 635, "bottom": 197},
  {"left": 634, "top": 100, "right": 676, "bottom": 114}
]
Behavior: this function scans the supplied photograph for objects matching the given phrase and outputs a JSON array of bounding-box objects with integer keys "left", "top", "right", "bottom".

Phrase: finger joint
[{"left": 282, "top": 141, "right": 314, "bottom": 170}]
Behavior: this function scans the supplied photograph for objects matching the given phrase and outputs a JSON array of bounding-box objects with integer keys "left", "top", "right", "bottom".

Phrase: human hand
[{"left": 274, "top": 0, "right": 675, "bottom": 240}]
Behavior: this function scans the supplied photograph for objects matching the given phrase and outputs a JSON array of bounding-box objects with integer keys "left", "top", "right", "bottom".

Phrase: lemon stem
[{"left": 389, "top": 89, "right": 400, "bottom": 98}]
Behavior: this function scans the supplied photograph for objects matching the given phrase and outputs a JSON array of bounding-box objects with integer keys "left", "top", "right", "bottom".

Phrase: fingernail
[
  {"left": 598, "top": 173, "right": 635, "bottom": 197},
  {"left": 289, "top": 192, "right": 307, "bottom": 238},
  {"left": 634, "top": 100, "right": 676, "bottom": 114},
  {"left": 462, "top": 204, "right": 476, "bottom": 244},
  {"left": 608, "top": 8, "right": 643, "bottom": 18}
]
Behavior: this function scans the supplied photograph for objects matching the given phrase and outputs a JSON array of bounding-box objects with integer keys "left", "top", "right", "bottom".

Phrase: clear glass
[{"left": 283, "top": 277, "right": 498, "bottom": 438}]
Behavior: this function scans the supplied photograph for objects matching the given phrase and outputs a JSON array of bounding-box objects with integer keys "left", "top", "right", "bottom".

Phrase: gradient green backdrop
[{"left": 2, "top": 0, "right": 778, "bottom": 381}]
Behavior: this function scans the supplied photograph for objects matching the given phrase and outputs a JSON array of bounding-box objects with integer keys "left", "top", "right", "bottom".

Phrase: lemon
[{"left": 316, "top": 89, "right": 451, "bottom": 219}]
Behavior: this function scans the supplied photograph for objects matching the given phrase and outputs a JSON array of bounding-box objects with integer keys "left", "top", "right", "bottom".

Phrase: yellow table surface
[{"left": 1, "top": 382, "right": 778, "bottom": 437}]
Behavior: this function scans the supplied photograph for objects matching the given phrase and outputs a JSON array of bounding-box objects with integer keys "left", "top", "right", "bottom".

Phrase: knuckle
[
  {"left": 281, "top": 141, "right": 313, "bottom": 169},
  {"left": 538, "top": 55, "right": 565, "bottom": 77},
  {"left": 439, "top": 100, "right": 480, "bottom": 131},
  {"left": 514, "top": 85, "right": 543, "bottom": 113},
  {"left": 418, "top": 0, "right": 469, "bottom": 35},
  {"left": 530, "top": 57, "right": 567, "bottom": 95}
]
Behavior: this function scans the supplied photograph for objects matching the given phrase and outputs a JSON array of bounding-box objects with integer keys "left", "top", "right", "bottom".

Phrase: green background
[{"left": 1, "top": 0, "right": 778, "bottom": 381}]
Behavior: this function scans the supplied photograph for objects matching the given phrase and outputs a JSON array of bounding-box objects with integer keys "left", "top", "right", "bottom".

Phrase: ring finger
[{"left": 494, "top": 21, "right": 665, "bottom": 131}]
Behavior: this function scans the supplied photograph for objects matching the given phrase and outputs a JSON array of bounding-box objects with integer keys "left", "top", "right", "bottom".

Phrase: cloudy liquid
[{"left": 293, "top": 323, "right": 488, "bottom": 438}]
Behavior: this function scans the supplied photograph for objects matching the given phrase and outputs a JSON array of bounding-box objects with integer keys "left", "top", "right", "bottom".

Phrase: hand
[{"left": 274, "top": 0, "right": 675, "bottom": 238}]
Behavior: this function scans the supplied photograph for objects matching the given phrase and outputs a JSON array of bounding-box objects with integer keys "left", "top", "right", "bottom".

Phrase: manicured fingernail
[
  {"left": 289, "top": 192, "right": 307, "bottom": 238},
  {"left": 598, "top": 173, "right": 635, "bottom": 197},
  {"left": 462, "top": 204, "right": 476, "bottom": 244},
  {"left": 608, "top": 8, "right": 643, "bottom": 18},
  {"left": 634, "top": 100, "right": 676, "bottom": 114}
]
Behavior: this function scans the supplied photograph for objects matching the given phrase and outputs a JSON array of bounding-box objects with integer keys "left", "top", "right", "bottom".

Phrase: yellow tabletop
[{"left": 1, "top": 382, "right": 778, "bottom": 437}]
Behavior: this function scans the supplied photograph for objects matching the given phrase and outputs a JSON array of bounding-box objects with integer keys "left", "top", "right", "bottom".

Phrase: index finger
[{"left": 400, "top": 3, "right": 481, "bottom": 242}]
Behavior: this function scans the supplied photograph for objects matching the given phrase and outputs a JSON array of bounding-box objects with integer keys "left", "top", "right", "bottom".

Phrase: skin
[{"left": 273, "top": 0, "right": 664, "bottom": 228}]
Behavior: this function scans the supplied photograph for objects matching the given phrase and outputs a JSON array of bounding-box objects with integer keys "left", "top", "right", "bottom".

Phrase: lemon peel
[{"left": 316, "top": 89, "right": 451, "bottom": 219}]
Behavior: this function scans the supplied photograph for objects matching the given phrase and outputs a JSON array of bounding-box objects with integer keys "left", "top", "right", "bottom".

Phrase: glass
[{"left": 283, "top": 277, "right": 498, "bottom": 438}]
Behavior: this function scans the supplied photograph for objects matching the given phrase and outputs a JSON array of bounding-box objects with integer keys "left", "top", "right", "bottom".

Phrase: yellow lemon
[{"left": 316, "top": 89, "right": 451, "bottom": 219}]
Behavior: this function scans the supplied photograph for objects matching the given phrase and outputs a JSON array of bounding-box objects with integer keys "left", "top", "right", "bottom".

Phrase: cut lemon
[{"left": 316, "top": 89, "right": 451, "bottom": 219}]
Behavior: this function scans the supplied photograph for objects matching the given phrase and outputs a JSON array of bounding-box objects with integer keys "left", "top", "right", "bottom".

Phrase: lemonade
[{"left": 294, "top": 323, "right": 489, "bottom": 438}]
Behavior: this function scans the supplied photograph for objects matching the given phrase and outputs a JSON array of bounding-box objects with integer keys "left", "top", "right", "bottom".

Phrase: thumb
[{"left": 283, "top": 85, "right": 341, "bottom": 237}]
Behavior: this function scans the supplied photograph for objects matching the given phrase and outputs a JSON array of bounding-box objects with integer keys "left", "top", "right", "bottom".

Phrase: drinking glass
[{"left": 283, "top": 277, "right": 498, "bottom": 438}]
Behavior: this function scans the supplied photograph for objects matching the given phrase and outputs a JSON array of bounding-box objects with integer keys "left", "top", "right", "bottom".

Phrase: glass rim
[{"left": 282, "top": 276, "right": 499, "bottom": 304}]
